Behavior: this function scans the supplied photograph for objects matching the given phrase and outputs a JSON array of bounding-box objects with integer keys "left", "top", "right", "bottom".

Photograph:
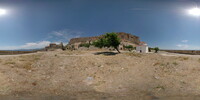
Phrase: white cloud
[
  {"left": 48, "top": 29, "right": 83, "bottom": 42},
  {"left": 0, "top": 29, "right": 84, "bottom": 50},
  {"left": 176, "top": 44, "right": 189, "bottom": 49},
  {"left": 181, "top": 40, "right": 188, "bottom": 43},
  {"left": 53, "top": 32, "right": 64, "bottom": 36},
  {"left": 0, "top": 41, "right": 51, "bottom": 50}
]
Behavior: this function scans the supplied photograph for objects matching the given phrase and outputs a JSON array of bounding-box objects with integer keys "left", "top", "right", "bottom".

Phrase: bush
[
  {"left": 79, "top": 43, "right": 90, "bottom": 48},
  {"left": 154, "top": 47, "right": 159, "bottom": 53}
]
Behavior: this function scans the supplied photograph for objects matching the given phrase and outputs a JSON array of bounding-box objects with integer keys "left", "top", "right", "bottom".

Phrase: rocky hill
[{"left": 68, "top": 32, "right": 141, "bottom": 50}]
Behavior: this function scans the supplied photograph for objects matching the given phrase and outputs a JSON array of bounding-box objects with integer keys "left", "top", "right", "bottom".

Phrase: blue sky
[{"left": 0, "top": 0, "right": 200, "bottom": 50}]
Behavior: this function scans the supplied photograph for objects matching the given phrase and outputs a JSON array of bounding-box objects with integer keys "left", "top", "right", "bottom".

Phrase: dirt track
[{"left": 0, "top": 50, "right": 200, "bottom": 100}]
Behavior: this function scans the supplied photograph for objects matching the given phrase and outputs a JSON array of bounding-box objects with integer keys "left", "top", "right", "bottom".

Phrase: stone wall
[{"left": 45, "top": 43, "right": 64, "bottom": 51}]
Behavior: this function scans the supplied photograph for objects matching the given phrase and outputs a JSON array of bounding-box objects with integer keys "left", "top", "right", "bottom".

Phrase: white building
[{"left": 136, "top": 42, "right": 148, "bottom": 53}]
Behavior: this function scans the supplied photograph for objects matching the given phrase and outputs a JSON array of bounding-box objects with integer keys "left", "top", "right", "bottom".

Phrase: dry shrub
[
  {"left": 155, "top": 85, "right": 165, "bottom": 90},
  {"left": 172, "top": 62, "right": 178, "bottom": 66},
  {"left": 176, "top": 56, "right": 189, "bottom": 61},
  {"left": 153, "top": 62, "right": 161, "bottom": 66},
  {"left": 198, "top": 58, "right": 200, "bottom": 63},
  {"left": 4, "top": 61, "right": 16, "bottom": 65},
  {"left": 124, "top": 52, "right": 142, "bottom": 57},
  {"left": 153, "top": 62, "right": 168, "bottom": 66},
  {"left": 22, "top": 62, "right": 32, "bottom": 70}
]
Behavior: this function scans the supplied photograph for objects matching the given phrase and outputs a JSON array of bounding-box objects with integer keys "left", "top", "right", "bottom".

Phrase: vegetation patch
[
  {"left": 172, "top": 62, "right": 178, "bottom": 66},
  {"left": 4, "top": 61, "right": 16, "bottom": 65},
  {"left": 124, "top": 52, "right": 142, "bottom": 57},
  {"left": 79, "top": 43, "right": 91, "bottom": 48},
  {"left": 123, "top": 45, "right": 135, "bottom": 51},
  {"left": 93, "top": 81, "right": 106, "bottom": 86},
  {"left": 198, "top": 58, "right": 200, "bottom": 63},
  {"left": 22, "top": 62, "right": 32, "bottom": 70},
  {"left": 4, "top": 54, "right": 42, "bottom": 70},
  {"left": 155, "top": 85, "right": 165, "bottom": 90},
  {"left": 176, "top": 56, "right": 189, "bottom": 61},
  {"left": 153, "top": 62, "right": 169, "bottom": 66}
]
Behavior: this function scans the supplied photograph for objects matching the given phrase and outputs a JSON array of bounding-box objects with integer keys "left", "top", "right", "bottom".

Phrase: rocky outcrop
[
  {"left": 69, "top": 32, "right": 140, "bottom": 44},
  {"left": 68, "top": 32, "right": 141, "bottom": 50}
]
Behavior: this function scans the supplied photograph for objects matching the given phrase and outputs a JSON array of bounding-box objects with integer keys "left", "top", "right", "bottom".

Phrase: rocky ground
[{"left": 0, "top": 50, "right": 200, "bottom": 100}]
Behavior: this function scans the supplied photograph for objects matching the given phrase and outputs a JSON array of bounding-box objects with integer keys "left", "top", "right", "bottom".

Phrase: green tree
[
  {"left": 124, "top": 45, "right": 134, "bottom": 51},
  {"left": 79, "top": 43, "right": 90, "bottom": 48},
  {"left": 93, "top": 32, "right": 121, "bottom": 53},
  {"left": 154, "top": 47, "right": 159, "bottom": 53}
]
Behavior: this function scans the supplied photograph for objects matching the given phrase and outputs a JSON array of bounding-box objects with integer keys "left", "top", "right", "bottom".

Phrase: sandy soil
[{"left": 0, "top": 50, "right": 200, "bottom": 100}]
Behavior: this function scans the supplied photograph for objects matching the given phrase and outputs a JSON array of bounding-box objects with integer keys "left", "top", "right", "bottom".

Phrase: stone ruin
[
  {"left": 67, "top": 32, "right": 141, "bottom": 50},
  {"left": 45, "top": 42, "right": 64, "bottom": 51}
]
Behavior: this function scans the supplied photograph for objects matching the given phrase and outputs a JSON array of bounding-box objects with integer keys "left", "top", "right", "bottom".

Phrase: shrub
[
  {"left": 154, "top": 47, "right": 159, "bottom": 53},
  {"left": 173, "top": 62, "right": 178, "bottom": 66},
  {"left": 79, "top": 43, "right": 90, "bottom": 48}
]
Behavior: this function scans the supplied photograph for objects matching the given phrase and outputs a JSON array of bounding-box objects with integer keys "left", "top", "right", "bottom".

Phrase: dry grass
[
  {"left": 153, "top": 62, "right": 169, "bottom": 67},
  {"left": 172, "top": 62, "right": 178, "bottom": 66},
  {"left": 198, "top": 58, "right": 200, "bottom": 63},
  {"left": 153, "top": 61, "right": 178, "bottom": 67},
  {"left": 21, "top": 62, "right": 32, "bottom": 70},
  {"left": 4, "top": 61, "right": 16, "bottom": 65},
  {"left": 123, "top": 52, "right": 142, "bottom": 57},
  {"left": 62, "top": 50, "right": 85, "bottom": 55},
  {"left": 3, "top": 54, "right": 42, "bottom": 70},
  {"left": 155, "top": 85, "right": 165, "bottom": 90},
  {"left": 176, "top": 56, "right": 189, "bottom": 61}
]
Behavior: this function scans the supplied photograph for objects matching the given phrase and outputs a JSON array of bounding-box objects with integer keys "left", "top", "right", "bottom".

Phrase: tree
[
  {"left": 154, "top": 47, "right": 159, "bottom": 53},
  {"left": 93, "top": 32, "right": 121, "bottom": 53},
  {"left": 60, "top": 42, "right": 66, "bottom": 50},
  {"left": 124, "top": 45, "right": 134, "bottom": 51},
  {"left": 79, "top": 43, "right": 90, "bottom": 48}
]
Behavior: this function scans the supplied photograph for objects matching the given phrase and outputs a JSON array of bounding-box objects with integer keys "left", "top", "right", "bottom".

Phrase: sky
[{"left": 0, "top": 0, "right": 200, "bottom": 50}]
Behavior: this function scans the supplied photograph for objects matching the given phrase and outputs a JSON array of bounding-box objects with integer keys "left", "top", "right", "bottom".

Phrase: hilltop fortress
[{"left": 67, "top": 32, "right": 143, "bottom": 50}]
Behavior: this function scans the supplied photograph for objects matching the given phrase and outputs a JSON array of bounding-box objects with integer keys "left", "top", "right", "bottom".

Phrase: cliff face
[{"left": 68, "top": 32, "right": 140, "bottom": 45}]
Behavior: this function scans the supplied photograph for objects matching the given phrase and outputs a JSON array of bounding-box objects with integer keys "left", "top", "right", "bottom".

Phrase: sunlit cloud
[
  {"left": 46, "top": 29, "right": 84, "bottom": 42},
  {"left": 0, "top": 41, "right": 51, "bottom": 50}
]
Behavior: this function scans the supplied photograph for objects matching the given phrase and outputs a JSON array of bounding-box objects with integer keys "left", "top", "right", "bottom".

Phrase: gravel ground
[{"left": 0, "top": 50, "right": 200, "bottom": 100}]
